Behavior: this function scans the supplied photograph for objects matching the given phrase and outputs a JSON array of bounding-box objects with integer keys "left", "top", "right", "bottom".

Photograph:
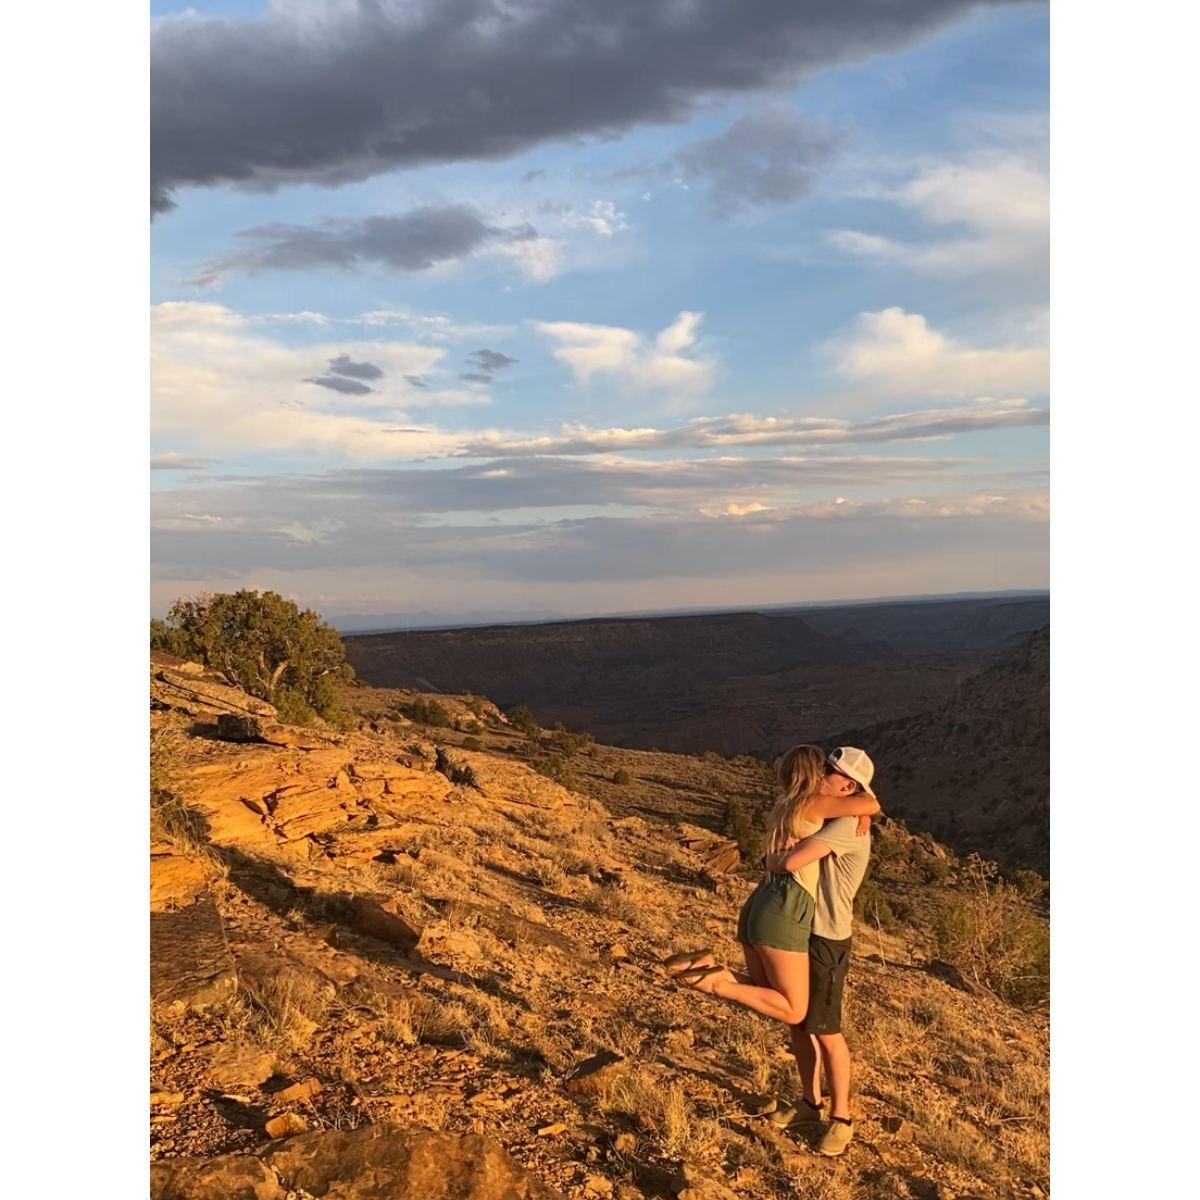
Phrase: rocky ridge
[{"left": 150, "top": 658, "right": 1048, "bottom": 1200}]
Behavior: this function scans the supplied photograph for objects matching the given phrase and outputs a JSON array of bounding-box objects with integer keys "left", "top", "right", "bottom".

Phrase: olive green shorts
[{"left": 736, "top": 875, "right": 815, "bottom": 953}]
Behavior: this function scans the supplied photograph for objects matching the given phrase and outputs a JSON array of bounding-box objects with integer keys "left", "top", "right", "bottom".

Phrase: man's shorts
[{"left": 796, "top": 934, "right": 853, "bottom": 1035}]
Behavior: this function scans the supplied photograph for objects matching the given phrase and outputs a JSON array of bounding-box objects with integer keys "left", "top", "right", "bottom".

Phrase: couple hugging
[{"left": 665, "top": 744, "right": 878, "bottom": 1158}]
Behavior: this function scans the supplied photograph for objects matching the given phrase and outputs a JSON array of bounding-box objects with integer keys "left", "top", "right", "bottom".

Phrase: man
[{"left": 765, "top": 745, "right": 876, "bottom": 1157}]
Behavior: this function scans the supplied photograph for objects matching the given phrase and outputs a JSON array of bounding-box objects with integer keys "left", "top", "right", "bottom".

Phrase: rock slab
[{"left": 150, "top": 1125, "right": 565, "bottom": 1200}]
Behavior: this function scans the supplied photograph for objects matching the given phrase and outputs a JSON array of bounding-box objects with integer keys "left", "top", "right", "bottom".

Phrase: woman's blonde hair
[{"left": 763, "top": 744, "right": 828, "bottom": 855}]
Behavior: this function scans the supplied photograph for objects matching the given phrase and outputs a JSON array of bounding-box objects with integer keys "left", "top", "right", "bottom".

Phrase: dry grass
[
  {"left": 228, "top": 967, "right": 334, "bottom": 1048},
  {"left": 598, "top": 1068, "right": 719, "bottom": 1161}
]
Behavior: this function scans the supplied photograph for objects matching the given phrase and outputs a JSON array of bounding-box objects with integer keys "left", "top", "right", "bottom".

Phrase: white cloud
[
  {"left": 828, "top": 307, "right": 1048, "bottom": 399},
  {"left": 536, "top": 311, "right": 715, "bottom": 395},
  {"left": 151, "top": 302, "right": 475, "bottom": 461},
  {"left": 830, "top": 155, "right": 1048, "bottom": 283}
]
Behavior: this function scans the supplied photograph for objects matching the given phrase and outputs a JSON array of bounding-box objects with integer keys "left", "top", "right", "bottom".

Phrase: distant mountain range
[
  {"left": 345, "top": 594, "right": 1048, "bottom": 757},
  {"left": 332, "top": 589, "right": 1048, "bottom": 634}
]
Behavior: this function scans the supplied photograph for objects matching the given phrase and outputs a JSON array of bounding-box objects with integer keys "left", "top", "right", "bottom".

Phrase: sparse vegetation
[
  {"left": 933, "top": 854, "right": 1049, "bottom": 1005},
  {"left": 611, "top": 768, "right": 632, "bottom": 785}
]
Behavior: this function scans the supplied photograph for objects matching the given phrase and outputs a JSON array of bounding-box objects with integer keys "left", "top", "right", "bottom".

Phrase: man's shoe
[{"left": 817, "top": 1119, "right": 854, "bottom": 1157}]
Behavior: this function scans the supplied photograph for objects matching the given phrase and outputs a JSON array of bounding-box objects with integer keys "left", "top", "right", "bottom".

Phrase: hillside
[
  {"left": 344, "top": 596, "right": 1049, "bottom": 759},
  {"left": 150, "top": 658, "right": 1048, "bottom": 1200},
  {"left": 832, "top": 628, "right": 1050, "bottom": 876}
]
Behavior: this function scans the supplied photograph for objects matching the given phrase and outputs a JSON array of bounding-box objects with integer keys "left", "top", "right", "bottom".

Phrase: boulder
[
  {"left": 206, "top": 1043, "right": 277, "bottom": 1090},
  {"left": 151, "top": 1126, "right": 565, "bottom": 1200},
  {"left": 217, "top": 714, "right": 267, "bottom": 742},
  {"left": 341, "top": 894, "right": 423, "bottom": 952}
]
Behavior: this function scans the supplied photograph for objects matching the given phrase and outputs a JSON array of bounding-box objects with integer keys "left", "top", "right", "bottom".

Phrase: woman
[{"left": 664, "top": 744, "right": 879, "bottom": 1026}]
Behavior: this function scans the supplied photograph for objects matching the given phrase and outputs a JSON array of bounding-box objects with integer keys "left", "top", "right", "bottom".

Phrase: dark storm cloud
[
  {"left": 191, "top": 206, "right": 536, "bottom": 283},
  {"left": 674, "top": 108, "right": 841, "bottom": 217},
  {"left": 468, "top": 349, "right": 518, "bottom": 373},
  {"left": 151, "top": 0, "right": 1015, "bottom": 212},
  {"left": 305, "top": 374, "right": 376, "bottom": 396},
  {"left": 328, "top": 354, "right": 384, "bottom": 381}
]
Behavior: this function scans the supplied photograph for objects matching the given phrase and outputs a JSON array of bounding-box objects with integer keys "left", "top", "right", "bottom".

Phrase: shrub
[
  {"left": 531, "top": 754, "right": 577, "bottom": 790},
  {"left": 508, "top": 704, "right": 541, "bottom": 738},
  {"left": 612, "top": 768, "right": 632, "bottom": 785},
  {"left": 1013, "top": 869, "right": 1048, "bottom": 901},
  {"left": 722, "top": 796, "right": 762, "bottom": 862},
  {"left": 401, "top": 697, "right": 452, "bottom": 728},
  {"left": 550, "top": 722, "right": 595, "bottom": 756},
  {"left": 151, "top": 590, "right": 351, "bottom": 724},
  {"left": 461, "top": 735, "right": 482, "bottom": 751},
  {"left": 854, "top": 878, "right": 901, "bottom": 933},
  {"left": 933, "top": 855, "right": 1049, "bottom": 1006}
]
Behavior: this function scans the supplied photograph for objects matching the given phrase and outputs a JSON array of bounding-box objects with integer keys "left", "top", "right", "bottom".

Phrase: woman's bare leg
[{"left": 689, "top": 944, "right": 810, "bottom": 1025}]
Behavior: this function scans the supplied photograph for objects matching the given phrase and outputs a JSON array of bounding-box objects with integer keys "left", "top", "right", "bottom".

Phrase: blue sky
[{"left": 150, "top": 0, "right": 1048, "bottom": 626}]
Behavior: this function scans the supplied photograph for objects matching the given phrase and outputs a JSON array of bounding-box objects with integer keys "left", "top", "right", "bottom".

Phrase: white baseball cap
[{"left": 826, "top": 746, "right": 876, "bottom": 799}]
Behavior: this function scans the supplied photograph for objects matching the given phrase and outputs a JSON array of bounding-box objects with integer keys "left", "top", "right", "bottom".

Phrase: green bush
[
  {"left": 550, "top": 723, "right": 595, "bottom": 756},
  {"left": 151, "top": 590, "right": 351, "bottom": 724},
  {"left": 722, "top": 796, "right": 762, "bottom": 862},
  {"left": 612, "top": 768, "right": 632, "bottom": 785},
  {"left": 854, "top": 879, "right": 901, "bottom": 933},
  {"left": 508, "top": 705, "right": 541, "bottom": 738},
  {"left": 461, "top": 735, "right": 482, "bottom": 751},
  {"left": 401, "top": 697, "right": 452, "bottom": 728}
]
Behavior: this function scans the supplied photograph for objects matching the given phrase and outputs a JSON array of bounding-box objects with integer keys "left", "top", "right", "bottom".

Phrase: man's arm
[{"left": 765, "top": 836, "right": 834, "bottom": 874}]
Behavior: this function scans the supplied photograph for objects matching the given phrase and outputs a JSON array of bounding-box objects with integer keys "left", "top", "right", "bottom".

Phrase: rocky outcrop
[
  {"left": 150, "top": 1126, "right": 565, "bottom": 1200},
  {"left": 152, "top": 664, "right": 279, "bottom": 722},
  {"left": 150, "top": 851, "right": 215, "bottom": 912},
  {"left": 150, "top": 896, "right": 235, "bottom": 1014}
]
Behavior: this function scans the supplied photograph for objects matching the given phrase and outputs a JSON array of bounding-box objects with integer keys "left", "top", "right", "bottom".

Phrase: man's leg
[
  {"left": 787, "top": 1027, "right": 823, "bottom": 1106},
  {"left": 816, "top": 1033, "right": 851, "bottom": 1120}
]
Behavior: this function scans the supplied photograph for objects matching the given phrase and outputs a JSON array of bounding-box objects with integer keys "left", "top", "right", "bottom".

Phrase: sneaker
[
  {"left": 792, "top": 1099, "right": 824, "bottom": 1124},
  {"left": 817, "top": 1119, "right": 854, "bottom": 1157}
]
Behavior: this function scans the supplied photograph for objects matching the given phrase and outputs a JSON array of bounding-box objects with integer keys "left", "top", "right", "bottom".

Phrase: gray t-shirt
[{"left": 810, "top": 817, "right": 870, "bottom": 941}]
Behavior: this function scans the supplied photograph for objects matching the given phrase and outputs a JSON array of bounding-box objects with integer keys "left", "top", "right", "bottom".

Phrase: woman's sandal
[
  {"left": 673, "top": 964, "right": 726, "bottom": 989},
  {"left": 662, "top": 948, "right": 714, "bottom": 973}
]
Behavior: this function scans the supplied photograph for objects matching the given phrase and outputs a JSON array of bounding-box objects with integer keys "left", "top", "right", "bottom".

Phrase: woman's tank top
[{"left": 787, "top": 816, "right": 824, "bottom": 898}]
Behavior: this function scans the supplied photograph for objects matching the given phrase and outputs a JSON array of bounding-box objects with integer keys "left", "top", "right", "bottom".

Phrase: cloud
[
  {"left": 150, "top": 451, "right": 220, "bottom": 471},
  {"left": 151, "top": 0, "right": 1014, "bottom": 212},
  {"left": 328, "top": 354, "right": 384, "bottom": 381},
  {"left": 536, "top": 311, "right": 715, "bottom": 395},
  {"left": 151, "top": 302, "right": 480, "bottom": 461},
  {"left": 830, "top": 155, "right": 1048, "bottom": 285},
  {"left": 829, "top": 307, "right": 1048, "bottom": 399},
  {"left": 151, "top": 469, "right": 1047, "bottom": 614},
  {"left": 191, "top": 206, "right": 537, "bottom": 285},
  {"left": 468, "top": 349, "right": 518, "bottom": 373},
  {"left": 459, "top": 372, "right": 494, "bottom": 385},
  {"left": 674, "top": 107, "right": 840, "bottom": 217},
  {"left": 305, "top": 374, "right": 376, "bottom": 396},
  {"left": 457, "top": 399, "right": 1047, "bottom": 458}
]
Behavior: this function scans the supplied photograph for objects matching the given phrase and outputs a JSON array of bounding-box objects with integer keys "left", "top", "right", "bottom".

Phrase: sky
[{"left": 150, "top": 0, "right": 1049, "bottom": 628}]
